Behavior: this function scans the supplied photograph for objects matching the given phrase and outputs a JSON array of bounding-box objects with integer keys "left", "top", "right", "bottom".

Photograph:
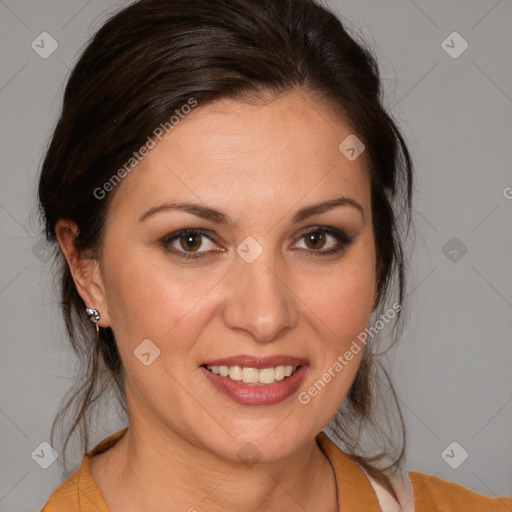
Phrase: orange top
[{"left": 40, "top": 427, "right": 512, "bottom": 512}]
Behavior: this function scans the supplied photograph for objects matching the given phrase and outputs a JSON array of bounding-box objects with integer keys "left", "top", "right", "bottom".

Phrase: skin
[{"left": 56, "top": 90, "right": 379, "bottom": 512}]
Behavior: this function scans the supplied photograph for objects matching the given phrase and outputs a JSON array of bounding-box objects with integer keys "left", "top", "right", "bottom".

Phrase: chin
[{"left": 191, "top": 417, "right": 319, "bottom": 465}]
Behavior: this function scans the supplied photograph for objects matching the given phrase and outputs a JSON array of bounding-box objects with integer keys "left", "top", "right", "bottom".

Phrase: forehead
[{"left": 107, "top": 91, "right": 371, "bottom": 222}]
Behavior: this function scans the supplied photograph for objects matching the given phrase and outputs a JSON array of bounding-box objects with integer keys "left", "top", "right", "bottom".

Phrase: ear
[{"left": 55, "top": 219, "right": 111, "bottom": 328}]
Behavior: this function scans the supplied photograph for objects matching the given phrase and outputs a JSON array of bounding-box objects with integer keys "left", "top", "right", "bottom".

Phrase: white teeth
[
  {"left": 228, "top": 365, "right": 243, "bottom": 381},
  {"left": 258, "top": 367, "right": 275, "bottom": 384},
  {"left": 274, "top": 365, "right": 285, "bottom": 381},
  {"left": 206, "top": 364, "right": 299, "bottom": 384},
  {"left": 242, "top": 367, "right": 259, "bottom": 384}
]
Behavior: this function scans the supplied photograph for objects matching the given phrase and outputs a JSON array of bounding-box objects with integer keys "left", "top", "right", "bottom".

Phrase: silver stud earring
[{"left": 85, "top": 307, "right": 100, "bottom": 334}]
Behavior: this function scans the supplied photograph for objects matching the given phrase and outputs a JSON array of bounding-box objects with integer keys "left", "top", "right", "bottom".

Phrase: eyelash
[{"left": 161, "top": 227, "right": 354, "bottom": 260}]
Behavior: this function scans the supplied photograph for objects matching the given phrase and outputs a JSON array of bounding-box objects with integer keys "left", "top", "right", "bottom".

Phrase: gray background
[{"left": 1, "top": 0, "right": 511, "bottom": 510}]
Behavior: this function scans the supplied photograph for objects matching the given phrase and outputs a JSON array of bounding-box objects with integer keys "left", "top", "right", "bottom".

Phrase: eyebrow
[{"left": 138, "top": 195, "right": 364, "bottom": 226}]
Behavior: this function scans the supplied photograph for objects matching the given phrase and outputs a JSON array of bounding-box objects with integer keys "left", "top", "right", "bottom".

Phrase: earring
[{"left": 85, "top": 307, "right": 100, "bottom": 334}]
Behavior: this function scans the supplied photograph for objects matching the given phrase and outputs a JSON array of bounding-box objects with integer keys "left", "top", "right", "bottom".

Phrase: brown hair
[{"left": 38, "top": 0, "right": 413, "bottom": 494}]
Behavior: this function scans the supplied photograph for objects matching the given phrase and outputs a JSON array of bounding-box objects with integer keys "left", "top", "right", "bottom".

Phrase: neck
[{"left": 91, "top": 418, "right": 338, "bottom": 512}]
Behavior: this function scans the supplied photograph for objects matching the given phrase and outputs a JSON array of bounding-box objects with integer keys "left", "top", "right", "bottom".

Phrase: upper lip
[{"left": 202, "top": 355, "right": 308, "bottom": 369}]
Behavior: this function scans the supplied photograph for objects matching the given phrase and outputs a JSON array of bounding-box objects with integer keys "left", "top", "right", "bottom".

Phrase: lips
[{"left": 200, "top": 355, "right": 309, "bottom": 406}]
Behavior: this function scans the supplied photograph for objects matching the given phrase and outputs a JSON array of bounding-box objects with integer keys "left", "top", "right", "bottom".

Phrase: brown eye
[
  {"left": 162, "top": 229, "right": 219, "bottom": 259},
  {"left": 304, "top": 231, "right": 327, "bottom": 250},
  {"left": 294, "top": 227, "right": 354, "bottom": 256},
  {"left": 179, "top": 232, "right": 203, "bottom": 252}
]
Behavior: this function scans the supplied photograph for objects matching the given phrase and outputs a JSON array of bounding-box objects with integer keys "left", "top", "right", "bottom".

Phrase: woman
[{"left": 38, "top": 0, "right": 511, "bottom": 510}]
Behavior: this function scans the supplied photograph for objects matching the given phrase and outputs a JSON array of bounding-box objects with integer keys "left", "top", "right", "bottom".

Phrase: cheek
[
  {"left": 101, "top": 245, "right": 219, "bottom": 364},
  {"left": 296, "top": 238, "right": 375, "bottom": 406},
  {"left": 303, "top": 241, "right": 376, "bottom": 343},
  {"left": 101, "top": 248, "right": 206, "bottom": 406},
  {"left": 102, "top": 255, "right": 174, "bottom": 338}
]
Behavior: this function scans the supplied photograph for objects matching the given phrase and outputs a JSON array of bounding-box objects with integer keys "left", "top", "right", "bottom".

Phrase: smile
[
  {"left": 200, "top": 356, "right": 308, "bottom": 406},
  {"left": 205, "top": 364, "right": 299, "bottom": 385}
]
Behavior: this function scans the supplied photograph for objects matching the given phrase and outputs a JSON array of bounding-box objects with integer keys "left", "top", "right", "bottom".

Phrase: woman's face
[{"left": 94, "top": 91, "right": 377, "bottom": 462}]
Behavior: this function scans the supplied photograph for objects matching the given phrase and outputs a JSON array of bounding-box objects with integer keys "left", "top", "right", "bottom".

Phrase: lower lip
[{"left": 200, "top": 365, "right": 308, "bottom": 406}]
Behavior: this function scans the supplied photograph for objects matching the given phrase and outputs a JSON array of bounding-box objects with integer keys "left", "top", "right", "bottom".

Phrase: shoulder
[
  {"left": 317, "top": 430, "right": 414, "bottom": 511},
  {"left": 39, "top": 427, "right": 128, "bottom": 512},
  {"left": 409, "top": 471, "right": 512, "bottom": 511},
  {"left": 39, "top": 457, "right": 110, "bottom": 512},
  {"left": 39, "top": 461, "right": 87, "bottom": 511}
]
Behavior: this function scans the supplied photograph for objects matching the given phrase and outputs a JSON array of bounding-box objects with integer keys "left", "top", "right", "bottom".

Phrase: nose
[{"left": 221, "top": 248, "right": 299, "bottom": 343}]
